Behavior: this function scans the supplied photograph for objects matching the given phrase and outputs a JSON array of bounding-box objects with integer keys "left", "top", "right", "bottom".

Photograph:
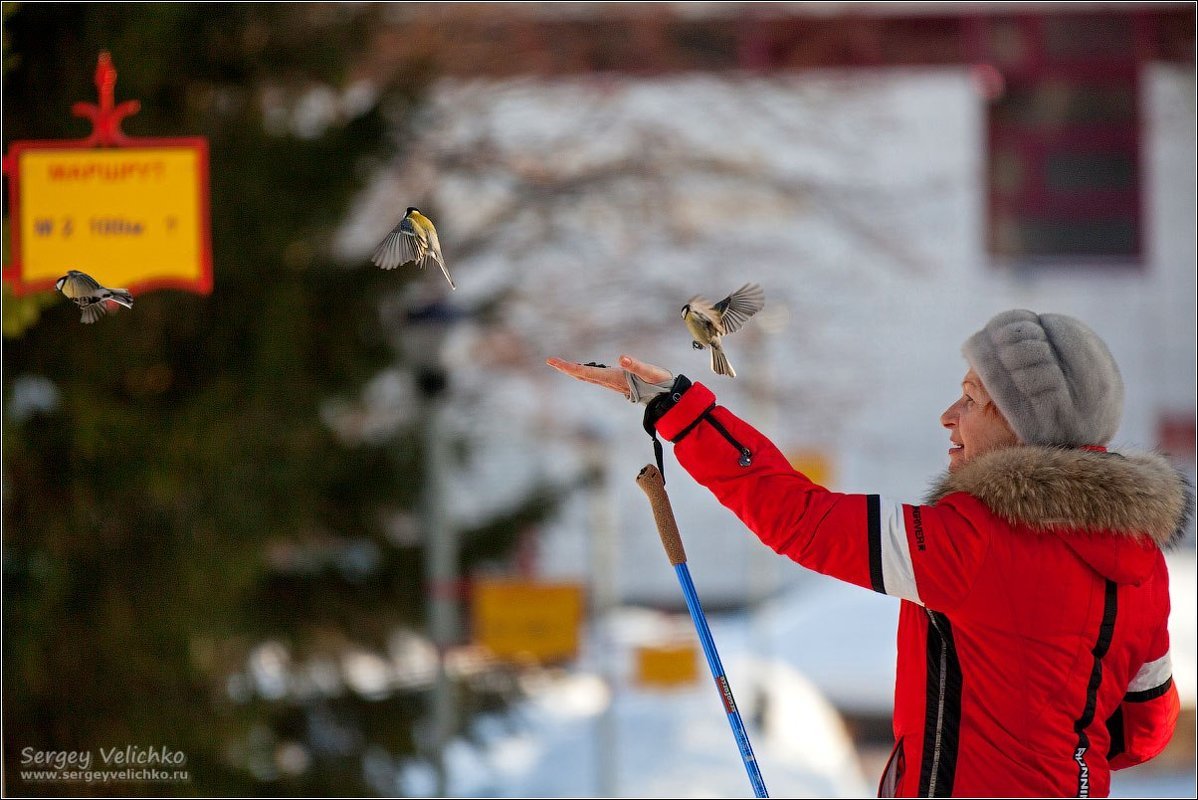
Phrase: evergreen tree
[{"left": 3, "top": 5, "right": 549, "bottom": 795}]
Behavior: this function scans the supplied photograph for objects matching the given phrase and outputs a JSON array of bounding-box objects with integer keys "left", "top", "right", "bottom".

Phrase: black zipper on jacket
[
  {"left": 701, "top": 412, "right": 752, "bottom": 467},
  {"left": 1072, "top": 579, "right": 1118, "bottom": 798},
  {"left": 919, "top": 609, "right": 962, "bottom": 797}
]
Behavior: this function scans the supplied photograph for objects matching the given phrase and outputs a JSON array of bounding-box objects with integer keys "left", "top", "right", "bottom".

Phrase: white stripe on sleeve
[
  {"left": 879, "top": 497, "right": 923, "bottom": 605},
  {"left": 1127, "top": 651, "right": 1172, "bottom": 694}
]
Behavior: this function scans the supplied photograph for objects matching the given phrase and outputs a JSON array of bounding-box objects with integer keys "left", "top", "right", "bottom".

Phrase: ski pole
[{"left": 636, "top": 464, "right": 769, "bottom": 799}]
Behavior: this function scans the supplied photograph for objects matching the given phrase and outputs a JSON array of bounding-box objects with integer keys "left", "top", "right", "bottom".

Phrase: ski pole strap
[{"left": 642, "top": 374, "right": 693, "bottom": 485}]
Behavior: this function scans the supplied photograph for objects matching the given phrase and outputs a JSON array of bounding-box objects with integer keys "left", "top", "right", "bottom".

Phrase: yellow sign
[
  {"left": 6, "top": 144, "right": 211, "bottom": 295},
  {"left": 472, "top": 580, "right": 584, "bottom": 664},
  {"left": 635, "top": 643, "right": 699, "bottom": 688}
]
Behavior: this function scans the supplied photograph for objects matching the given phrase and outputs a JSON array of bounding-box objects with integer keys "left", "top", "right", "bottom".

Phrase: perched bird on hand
[
  {"left": 55, "top": 270, "right": 134, "bottom": 324},
  {"left": 371, "top": 207, "right": 456, "bottom": 290},
  {"left": 680, "top": 283, "right": 765, "bottom": 378}
]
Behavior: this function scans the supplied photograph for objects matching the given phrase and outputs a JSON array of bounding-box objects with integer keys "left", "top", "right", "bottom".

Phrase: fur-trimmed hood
[{"left": 927, "top": 446, "right": 1193, "bottom": 583}]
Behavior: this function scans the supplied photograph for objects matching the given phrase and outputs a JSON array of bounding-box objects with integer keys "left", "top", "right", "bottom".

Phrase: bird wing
[
  {"left": 372, "top": 217, "right": 427, "bottom": 270},
  {"left": 713, "top": 283, "right": 765, "bottom": 335},
  {"left": 78, "top": 296, "right": 109, "bottom": 324},
  {"left": 58, "top": 271, "right": 104, "bottom": 300}
]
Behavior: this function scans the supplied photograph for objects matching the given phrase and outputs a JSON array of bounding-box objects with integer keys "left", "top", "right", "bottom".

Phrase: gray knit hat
[{"left": 962, "top": 310, "right": 1124, "bottom": 447}]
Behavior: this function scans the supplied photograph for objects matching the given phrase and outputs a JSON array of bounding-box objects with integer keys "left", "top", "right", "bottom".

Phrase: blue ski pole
[{"left": 636, "top": 464, "right": 769, "bottom": 799}]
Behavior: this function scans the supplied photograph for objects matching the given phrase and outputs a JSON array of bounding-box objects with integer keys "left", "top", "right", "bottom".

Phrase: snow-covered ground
[
  {"left": 406, "top": 548, "right": 1196, "bottom": 797},
  {"left": 404, "top": 606, "right": 873, "bottom": 797}
]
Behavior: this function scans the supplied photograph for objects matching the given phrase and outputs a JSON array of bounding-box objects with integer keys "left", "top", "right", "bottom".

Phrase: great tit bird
[
  {"left": 680, "top": 283, "right": 765, "bottom": 378},
  {"left": 55, "top": 270, "right": 134, "bottom": 324},
  {"left": 372, "top": 207, "right": 456, "bottom": 290}
]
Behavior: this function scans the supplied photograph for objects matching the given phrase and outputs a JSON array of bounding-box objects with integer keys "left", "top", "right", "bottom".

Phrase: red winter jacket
[{"left": 651, "top": 381, "right": 1187, "bottom": 798}]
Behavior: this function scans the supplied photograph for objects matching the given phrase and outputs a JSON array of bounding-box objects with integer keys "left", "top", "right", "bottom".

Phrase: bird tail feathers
[
  {"left": 710, "top": 344, "right": 736, "bottom": 378},
  {"left": 107, "top": 289, "right": 134, "bottom": 309}
]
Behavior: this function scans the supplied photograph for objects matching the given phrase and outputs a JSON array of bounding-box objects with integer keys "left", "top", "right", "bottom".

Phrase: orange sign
[
  {"left": 472, "top": 580, "right": 584, "bottom": 664},
  {"left": 635, "top": 643, "right": 699, "bottom": 688}
]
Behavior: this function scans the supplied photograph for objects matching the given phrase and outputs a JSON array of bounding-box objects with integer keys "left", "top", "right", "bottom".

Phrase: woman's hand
[{"left": 545, "top": 355, "right": 673, "bottom": 399}]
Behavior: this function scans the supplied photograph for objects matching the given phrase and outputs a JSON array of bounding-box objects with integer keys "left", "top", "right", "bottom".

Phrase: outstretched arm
[{"left": 546, "top": 358, "right": 990, "bottom": 609}]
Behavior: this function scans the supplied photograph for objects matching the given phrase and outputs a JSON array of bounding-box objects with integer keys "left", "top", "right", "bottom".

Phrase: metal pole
[
  {"left": 583, "top": 431, "right": 619, "bottom": 797},
  {"left": 420, "top": 368, "right": 456, "bottom": 797}
]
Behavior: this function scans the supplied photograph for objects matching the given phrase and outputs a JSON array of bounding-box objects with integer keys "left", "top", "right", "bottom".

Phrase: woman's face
[{"left": 940, "top": 368, "right": 1019, "bottom": 471}]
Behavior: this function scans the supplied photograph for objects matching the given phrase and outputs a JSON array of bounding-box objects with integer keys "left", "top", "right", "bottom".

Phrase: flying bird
[
  {"left": 55, "top": 270, "right": 134, "bottom": 324},
  {"left": 371, "top": 207, "right": 455, "bottom": 290},
  {"left": 680, "top": 283, "right": 765, "bottom": 378}
]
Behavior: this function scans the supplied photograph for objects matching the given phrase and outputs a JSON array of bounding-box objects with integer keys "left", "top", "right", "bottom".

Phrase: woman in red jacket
[{"left": 548, "top": 309, "right": 1188, "bottom": 798}]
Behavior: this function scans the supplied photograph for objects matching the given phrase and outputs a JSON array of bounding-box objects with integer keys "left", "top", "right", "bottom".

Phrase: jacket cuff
[
  {"left": 655, "top": 381, "right": 716, "bottom": 442},
  {"left": 643, "top": 375, "right": 691, "bottom": 430}
]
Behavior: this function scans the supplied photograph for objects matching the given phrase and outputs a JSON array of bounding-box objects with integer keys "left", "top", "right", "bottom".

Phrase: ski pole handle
[{"left": 635, "top": 464, "right": 687, "bottom": 566}]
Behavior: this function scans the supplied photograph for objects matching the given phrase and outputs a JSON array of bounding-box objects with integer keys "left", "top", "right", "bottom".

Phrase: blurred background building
[
  {"left": 4, "top": 2, "right": 1195, "bottom": 797},
  {"left": 339, "top": 4, "right": 1196, "bottom": 793}
]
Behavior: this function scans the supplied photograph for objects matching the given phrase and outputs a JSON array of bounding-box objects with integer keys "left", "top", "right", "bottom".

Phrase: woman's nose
[{"left": 940, "top": 401, "right": 959, "bottom": 429}]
